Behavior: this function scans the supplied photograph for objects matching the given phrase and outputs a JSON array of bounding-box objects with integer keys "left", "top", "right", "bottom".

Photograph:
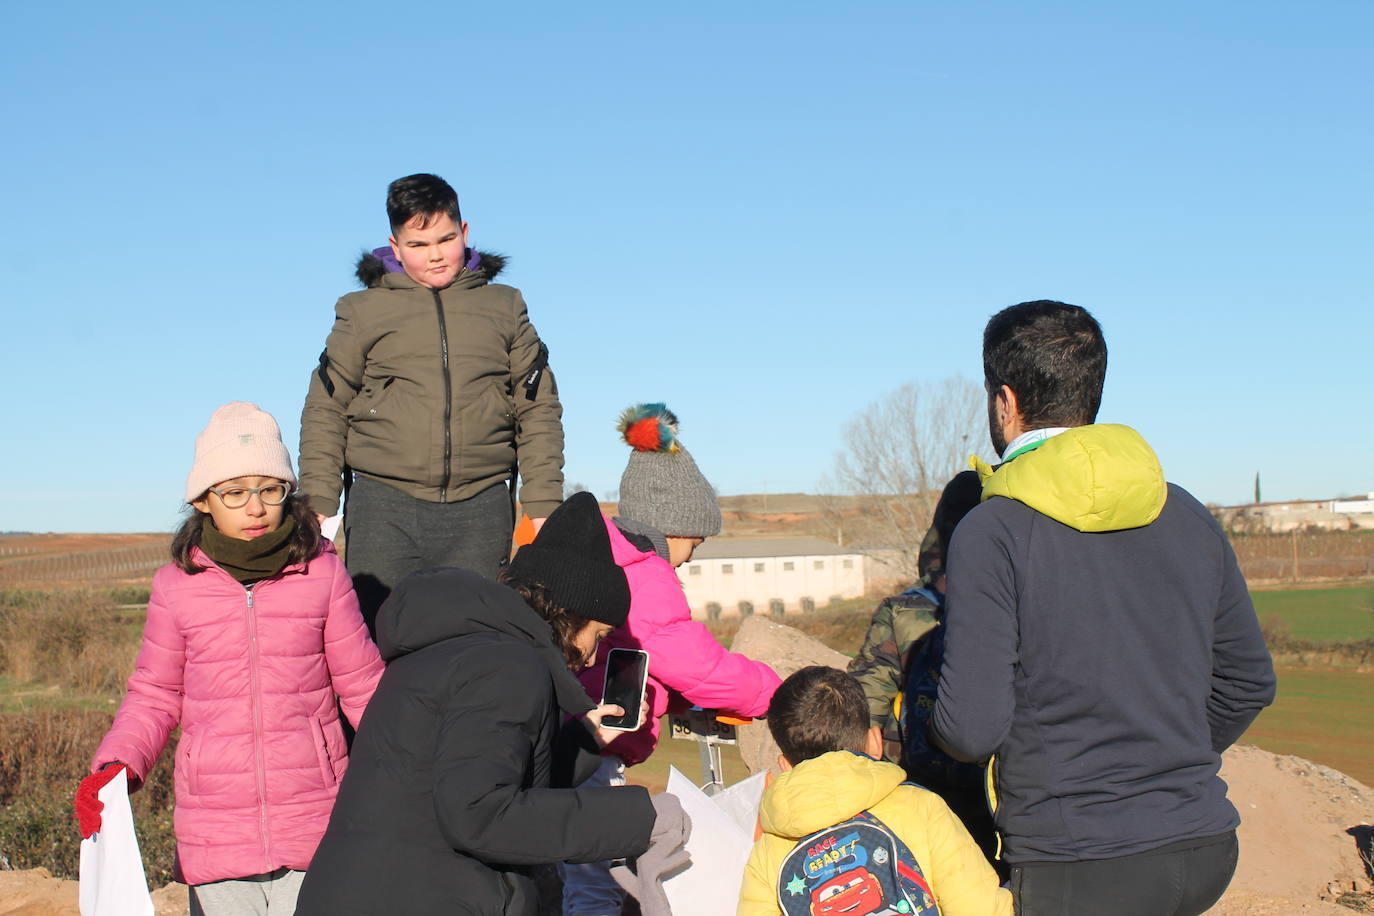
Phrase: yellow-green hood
[
  {"left": 972, "top": 424, "right": 1166, "bottom": 532},
  {"left": 759, "top": 752, "right": 906, "bottom": 840}
]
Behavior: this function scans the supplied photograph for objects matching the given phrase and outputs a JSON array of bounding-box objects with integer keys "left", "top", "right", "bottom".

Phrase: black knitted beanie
[{"left": 505, "top": 491, "right": 630, "bottom": 627}]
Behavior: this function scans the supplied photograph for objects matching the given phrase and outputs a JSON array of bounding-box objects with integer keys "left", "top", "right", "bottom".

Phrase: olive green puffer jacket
[{"left": 299, "top": 251, "right": 564, "bottom": 518}]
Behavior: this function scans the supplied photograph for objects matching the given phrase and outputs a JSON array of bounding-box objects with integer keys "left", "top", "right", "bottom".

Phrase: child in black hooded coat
[{"left": 295, "top": 493, "right": 687, "bottom": 916}]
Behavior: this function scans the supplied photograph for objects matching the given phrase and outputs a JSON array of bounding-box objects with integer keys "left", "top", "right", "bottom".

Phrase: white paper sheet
[
  {"left": 710, "top": 770, "right": 767, "bottom": 837},
  {"left": 320, "top": 514, "right": 342, "bottom": 542},
  {"left": 662, "top": 766, "right": 767, "bottom": 915},
  {"left": 79, "top": 769, "right": 155, "bottom": 916}
]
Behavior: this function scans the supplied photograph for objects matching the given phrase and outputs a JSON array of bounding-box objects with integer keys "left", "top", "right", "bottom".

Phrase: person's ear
[
  {"left": 459, "top": 220, "right": 470, "bottom": 248},
  {"left": 864, "top": 725, "right": 883, "bottom": 759},
  {"left": 190, "top": 497, "right": 209, "bottom": 515},
  {"left": 776, "top": 753, "right": 794, "bottom": 773},
  {"left": 388, "top": 234, "right": 401, "bottom": 262},
  {"left": 995, "top": 385, "right": 1019, "bottom": 427}
]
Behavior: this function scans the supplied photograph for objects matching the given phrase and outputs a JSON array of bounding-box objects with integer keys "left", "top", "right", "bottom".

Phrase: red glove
[{"left": 75, "top": 763, "right": 128, "bottom": 839}]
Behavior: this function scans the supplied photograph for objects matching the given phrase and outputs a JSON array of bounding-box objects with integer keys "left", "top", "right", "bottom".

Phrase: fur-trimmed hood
[{"left": 354, "top": 247, "right": 508, "bottom": 288}]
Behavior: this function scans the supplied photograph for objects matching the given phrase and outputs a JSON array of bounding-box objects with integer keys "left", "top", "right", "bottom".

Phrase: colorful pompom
[{"left": 617, "top": 403, "right": 682, "bottom": 454}]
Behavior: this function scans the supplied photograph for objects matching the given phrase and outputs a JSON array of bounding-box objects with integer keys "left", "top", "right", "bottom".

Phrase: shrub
[
  {"left": 1260, "top": 612, "right": 1293, "bottom": 648},
  {"left": 0, "top": 709, "right": 178, "bottom": 885},
  {"left": 105, "top": 585, "right": 152, "bottom": 606},
  {"left": 0, "top": 589, "right": 141, "bottom": 695}
]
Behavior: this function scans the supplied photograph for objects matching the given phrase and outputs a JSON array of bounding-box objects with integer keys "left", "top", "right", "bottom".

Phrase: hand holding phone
[
  {"left": 600, "top": 648, "right": 650, "bottom": 732},
  {"left": 584, "top": 701, "right": 646, "bottom": 748}
]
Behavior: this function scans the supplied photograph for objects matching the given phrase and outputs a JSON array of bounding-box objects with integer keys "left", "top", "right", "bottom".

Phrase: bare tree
[{"left": 819, "top": 376, "right": 992, "bottom": 585}]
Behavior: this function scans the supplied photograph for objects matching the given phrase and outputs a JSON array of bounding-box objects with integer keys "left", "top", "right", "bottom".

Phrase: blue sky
[{"left": 3, "top": 1, "right": 1369, "bottom": 533}]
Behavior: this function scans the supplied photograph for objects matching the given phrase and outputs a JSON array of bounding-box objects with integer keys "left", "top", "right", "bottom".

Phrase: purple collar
[{"left": 371, "top": 246, "right": 481, "bottom": 275}]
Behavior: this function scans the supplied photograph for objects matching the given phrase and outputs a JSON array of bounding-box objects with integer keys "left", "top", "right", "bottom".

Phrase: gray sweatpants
[
  {"left": 190, "top": 868, "right": 304, "bottom": 916},
  {"left": 344, "top": 475, "right": 514, "bottom": 634}
]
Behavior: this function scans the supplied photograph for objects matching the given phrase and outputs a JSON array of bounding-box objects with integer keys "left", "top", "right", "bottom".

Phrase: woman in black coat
[{"left": 295, "top": 493, "right": 678, "bottom": 915}]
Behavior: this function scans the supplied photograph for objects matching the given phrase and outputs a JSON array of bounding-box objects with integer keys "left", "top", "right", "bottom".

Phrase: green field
[
  {"left": 1250, "top": 584, "right": 1374, "bottom": 642},
  {"left": 1241, "top": 666, "right": 1374, "bottom": 787}
]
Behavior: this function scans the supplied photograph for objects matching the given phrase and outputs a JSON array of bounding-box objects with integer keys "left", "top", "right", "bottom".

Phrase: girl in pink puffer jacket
[
  {"left": 76, "top": 403, "right": 383, "bottom": 916},
  {"left": 565, "top": 404, "right": 782, "bottom": 915}
]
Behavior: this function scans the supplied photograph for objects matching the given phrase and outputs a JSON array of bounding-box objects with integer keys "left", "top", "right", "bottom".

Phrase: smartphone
[{"left": 600, "top": 648, "right": 650, "bottom": 731}]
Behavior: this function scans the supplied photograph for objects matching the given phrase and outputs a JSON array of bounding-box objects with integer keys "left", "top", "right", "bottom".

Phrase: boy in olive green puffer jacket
[{"left": 300, "top": 173, "right": 564, "bottom": 632}]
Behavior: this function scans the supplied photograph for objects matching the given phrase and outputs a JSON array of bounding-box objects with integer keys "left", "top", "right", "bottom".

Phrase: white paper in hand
[
  {"left": 79, "top": 768, "right": 155, "bottom": 916},
  {"left": 320, "top": 514, "right": 342, "bottom": 542},
  {"left": 661, "top": 766, "right": 767, "bottom": 915}
]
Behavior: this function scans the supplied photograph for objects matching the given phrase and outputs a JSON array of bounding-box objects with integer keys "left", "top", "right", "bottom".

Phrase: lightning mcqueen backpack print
[{"left": 776, "top": 809, "right": 940, "bottom": 916}]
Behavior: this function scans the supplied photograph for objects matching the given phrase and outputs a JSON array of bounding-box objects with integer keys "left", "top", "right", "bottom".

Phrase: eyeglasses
[{"left": 207, "top": 483, "right": 291, "bottom": 509}]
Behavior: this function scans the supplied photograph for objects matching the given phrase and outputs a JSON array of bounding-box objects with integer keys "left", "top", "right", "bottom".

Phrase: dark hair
[
  {"left": 386, "top": 173, "right": 461, "bottom": 233},
  {"left": 497, "top": 572, "right": 595, "bottom": 670},
  {"left": 171, "top": 494, "right": 321, "bottom": 575},
  {"left": 933, "top": 470, "right": 983, "bottom": 556},
  {"left": 983, "top": 300, "right": 1107, "bottom": 428},
  {"left": 768, "top": 666, "right": 870, "bottom": 766}
]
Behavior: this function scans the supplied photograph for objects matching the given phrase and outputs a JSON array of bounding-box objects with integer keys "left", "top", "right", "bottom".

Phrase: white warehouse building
[{"left": 677, "top": 536, "right": 866, "bottom": 619}]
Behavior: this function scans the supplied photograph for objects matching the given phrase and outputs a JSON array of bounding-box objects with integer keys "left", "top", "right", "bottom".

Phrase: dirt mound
[
  {"left": 0, "top": 869, "right": 187, "bottom": 916},
  {"left": 0, "top": 869, "right": 74, "bottom": 916},
  {"left": 1219, "top": 743, "right": 1374, "bottom": 910}
]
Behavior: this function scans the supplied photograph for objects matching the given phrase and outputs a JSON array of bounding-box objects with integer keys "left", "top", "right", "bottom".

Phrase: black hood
[
  {"left": 375, "top": 567, "right": 594, "bottom": 715},
  {"left": 354, "top": 249, "right": 508, "bottom": 288}
]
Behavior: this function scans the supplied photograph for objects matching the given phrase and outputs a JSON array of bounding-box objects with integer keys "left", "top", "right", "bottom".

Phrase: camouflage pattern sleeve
[{"left": 849, "top": 598, "right": 904, "bottom": 730}]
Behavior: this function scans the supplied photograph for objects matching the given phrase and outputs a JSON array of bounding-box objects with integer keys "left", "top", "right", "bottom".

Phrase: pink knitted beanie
[{"left": 185, "top": 402, "right": 297, "bottom": 502}]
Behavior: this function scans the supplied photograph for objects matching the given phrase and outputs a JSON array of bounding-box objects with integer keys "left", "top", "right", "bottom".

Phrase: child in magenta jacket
[
  {"left": 75, "top": 403, "right": 384, "bottom": 916},
  {"left": 567, "top": 403, "right": 782, "bottom": 915}
]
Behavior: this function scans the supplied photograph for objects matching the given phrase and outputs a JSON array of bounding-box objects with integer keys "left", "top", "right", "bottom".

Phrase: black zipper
[{"left": 431, "top": 289, "right": 453, "bottom": 501}]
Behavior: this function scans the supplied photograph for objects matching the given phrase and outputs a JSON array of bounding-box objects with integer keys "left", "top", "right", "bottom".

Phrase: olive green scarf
[{"left": 200, "top": 516, "right": 297, "bottom": 584}]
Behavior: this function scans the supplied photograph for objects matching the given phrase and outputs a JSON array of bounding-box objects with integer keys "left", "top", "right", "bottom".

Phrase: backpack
[
  {"left": 900, "top": 618, "right": 985, "bottom": 791},
  {"left": 775, "top": 808, "right": 940, "bottom": 916}
]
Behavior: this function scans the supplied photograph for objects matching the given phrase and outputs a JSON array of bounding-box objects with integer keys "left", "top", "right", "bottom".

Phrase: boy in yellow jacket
[{"left": 738, "top": 667, "right": 1009, "bottom": 916}]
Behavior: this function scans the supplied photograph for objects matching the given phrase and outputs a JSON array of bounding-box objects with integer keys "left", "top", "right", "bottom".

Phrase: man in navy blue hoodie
[{"left": 931, "top": 300, "right": 1276, "bottom": 916}]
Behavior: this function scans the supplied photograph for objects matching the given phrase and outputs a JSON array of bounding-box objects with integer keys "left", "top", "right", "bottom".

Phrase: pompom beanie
[{"left": 616, "top": 403, "right": 722, "bottom": 538}]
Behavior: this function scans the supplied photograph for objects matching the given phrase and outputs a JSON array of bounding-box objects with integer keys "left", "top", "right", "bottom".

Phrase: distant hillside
[
  {"left": 602, "top": 492, "right": 882, "bottom": 542},
  {"left": 0, "top": 533, "right": 171, "bottom": 588}
]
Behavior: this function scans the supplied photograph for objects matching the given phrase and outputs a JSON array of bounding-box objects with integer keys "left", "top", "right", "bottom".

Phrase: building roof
[{"left": 691, "top": 536, "right": 857, "bottom": 560}]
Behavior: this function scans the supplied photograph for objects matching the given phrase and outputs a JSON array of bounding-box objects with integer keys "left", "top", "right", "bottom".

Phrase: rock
[{"left": 729, "top": 616, "right": 852, "bottom": 776}]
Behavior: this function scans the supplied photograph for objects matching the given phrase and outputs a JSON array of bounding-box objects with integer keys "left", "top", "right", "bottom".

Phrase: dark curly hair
[
  {"left": 497, "top": 572, "right": 595, "bottom": 670},
  {"left": 170, "top": 494, "right": 322, "bottom": 575}
]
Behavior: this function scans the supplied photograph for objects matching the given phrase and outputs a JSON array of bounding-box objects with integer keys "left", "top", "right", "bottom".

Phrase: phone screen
[{"left": 601, "top": 649, "right": 649, "bottom": 731}]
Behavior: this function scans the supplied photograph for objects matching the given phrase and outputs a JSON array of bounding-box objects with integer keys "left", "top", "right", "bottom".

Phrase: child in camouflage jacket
[{"left": 847, "top": 472, "right": 1001, "bottom": 870}]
